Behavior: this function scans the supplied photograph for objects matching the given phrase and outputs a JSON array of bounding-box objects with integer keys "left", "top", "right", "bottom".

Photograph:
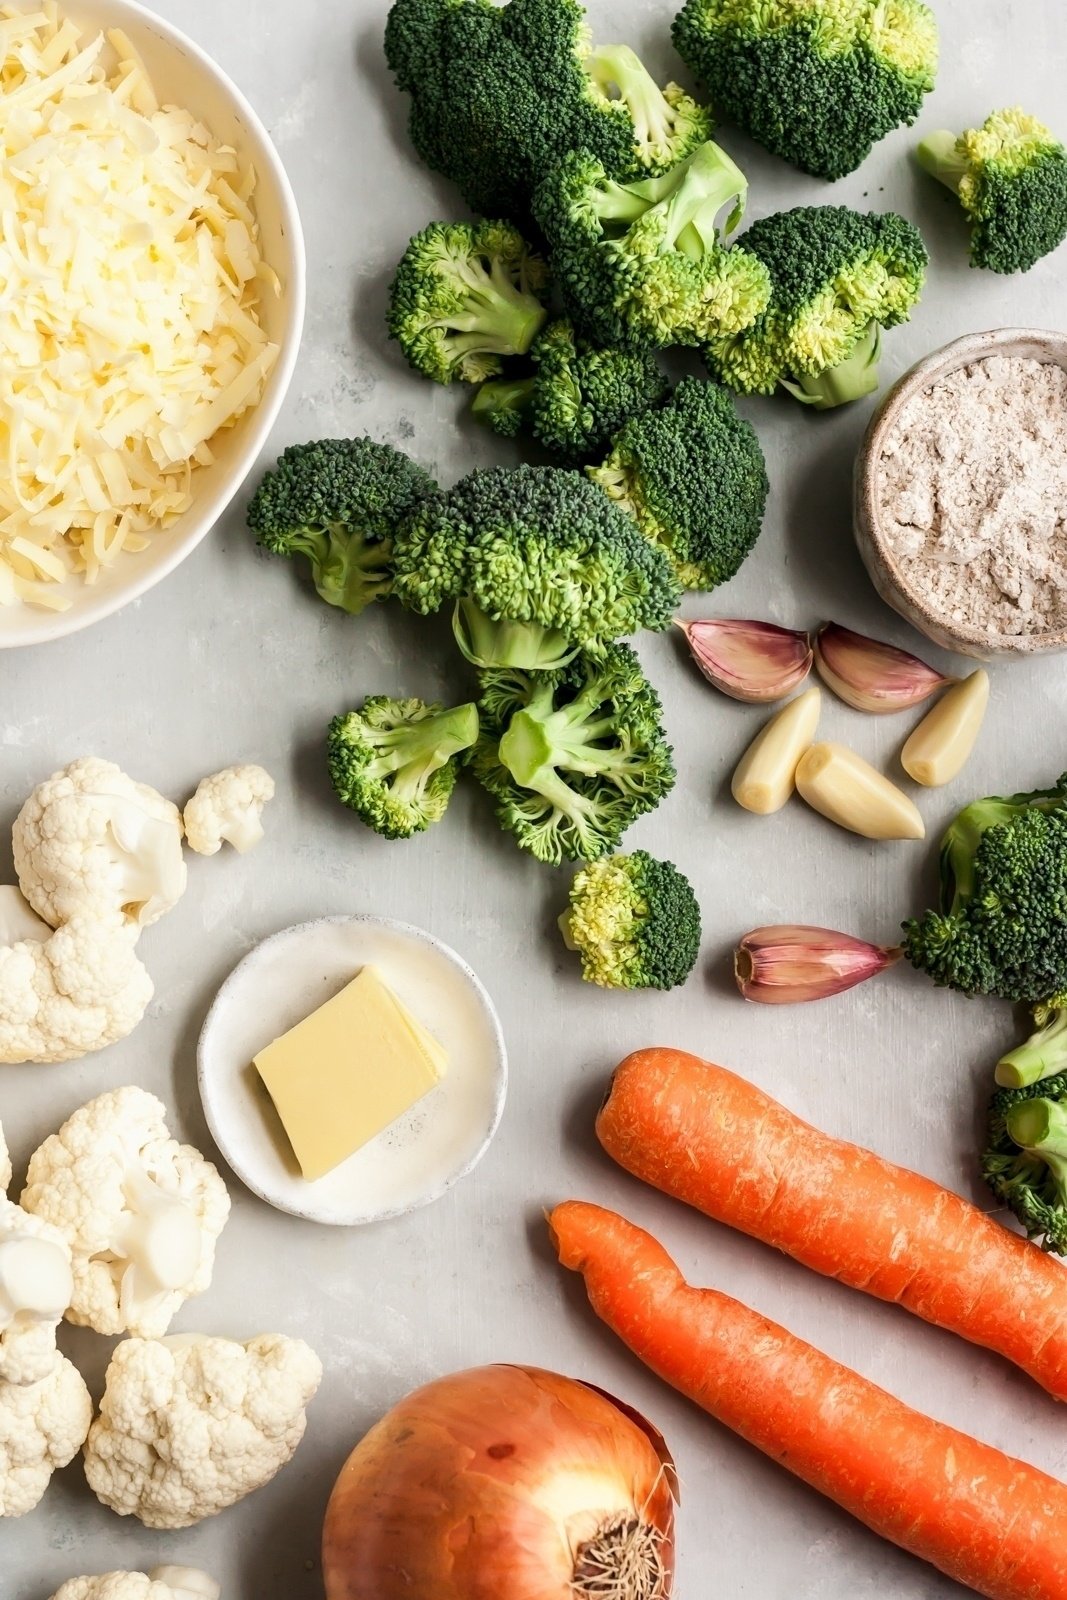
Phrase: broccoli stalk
[
  {"left": 560, "top": 850, "right": 702, "bottom": 990},
  {"left": 590, "top": 139, "right": 749, "bottom": 250},
  {"left": 996, "top": 1005, "right": 1067, "bottom": 1089},
  {"left": 1007, "top": 1099, "right": 1067, "bottom": 1196},
  {"left": 983, "top": 1072, "right": 1067, "bottom": 1254},
  {"left": 780, "top": 321, "right": 882, "bottom": 411},
  {"left": 915, "top": 130, "right": 970, "bottom": 195},
  {"left": 327, "top": 699, "right": 479, "bottom": 840},
  {"left": 470, "top": 377, "right": 537, "bottom": 440},
  {"left": 581, "top": 44, "right": 708, "bottom": 175},
  {"left": 454, "top": 599, "right": 576, "bottom": 673}
]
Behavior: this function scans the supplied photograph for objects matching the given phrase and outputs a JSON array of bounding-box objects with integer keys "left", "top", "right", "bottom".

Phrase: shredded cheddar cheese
[{"left": 0, "top": 3, "right": 280, "bottom": 609}]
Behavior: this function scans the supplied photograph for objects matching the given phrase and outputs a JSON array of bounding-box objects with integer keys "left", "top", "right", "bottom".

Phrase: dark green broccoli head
[
  {"left": 983, "top": 1073, "right": 1067, "bottom": 1254},
  {"left": 327, "top": 698, "right": 479, "bottom": 840},
  {"left": 392, "top": 464, "right": 681, "bottom": 670},
  {"left": 561, "top": 850, "right": 701, "bottom": 988},
  {"left": 533, "top": 144, "right": 771, "bottom": 351},
  {"left": 673, "top": 0, "right": 938, "bottom": 181},
  {"left": 472, "top": 644, "right": 676, "bottom": 864},
  {"left": 588, "top": 377, "right": 767, "bottom": 591},
  {"left": 384, "top": 0, "right": 712, "bottom": 221},
  {"left": 917, "top": 109, "right": 1067, "bottom": 275},
  {"left": 472, "top": 320, "right": 669, "bottom": 464},
  {"left": 703, "top": 206, "right": 928, "bottom": 408},
  {"left": 902, "top": 775, "right": 1067, "bottom": 1005},
  {"left": 248, "top": 438, "right": 437, "bottom": 614},
  {"left": 387, "top": 221, "right": 549, "bottom": 386}
]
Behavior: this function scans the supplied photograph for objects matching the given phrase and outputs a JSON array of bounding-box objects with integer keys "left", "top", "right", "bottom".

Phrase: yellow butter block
[{"left": 254, "top": 966, "right": 448, "bottom": 1181}]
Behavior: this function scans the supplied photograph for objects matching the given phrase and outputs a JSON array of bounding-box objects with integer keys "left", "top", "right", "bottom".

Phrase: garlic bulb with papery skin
[
  {"left": 814, "top": 623, "right": 953, "bottom": 713},
  {"left": 735, "top": 926, "right": 901, "bottom": 1004},
  {"left": 677, "top": 618, "right": 812, "bottom": 702},
  {"left": 322, "top": 1364, "right": 676, "bottom": 1600}
]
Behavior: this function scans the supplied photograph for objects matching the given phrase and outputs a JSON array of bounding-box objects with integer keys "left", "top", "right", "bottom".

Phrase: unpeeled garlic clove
[
  {"left": 901, "top": 670, "right": 990, "bottom": 787},
  {"left": 731, "top": 685, "right": 821, "bottom": 815},
  {"left": 814, "top": 622, "right": 953, "bottom": 714},
  {"left": 677, "top": 617, "right": 813, "bottom": 703},
  {"left": 735, "top": 925, "right": 901, "bottom": 1004},
  {"left": 795, "top": 742, "right": 925, "bottom": 840}
]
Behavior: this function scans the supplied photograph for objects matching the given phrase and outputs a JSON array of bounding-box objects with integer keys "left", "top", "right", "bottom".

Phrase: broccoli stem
[
  {"left": 781, "top": 321, "right": 882, "bottom": 410},
  {"left": 471, "top": 377, "right": 537, "bottom": 435},
  {"left": 364, "top": 704, "right": 479, "bottom": 802},
  {"left": 453, "top": 599, "right": 578, "bottom": 671},
  {"left": 497, "top": 707, "right": 602, "bottom": 832},
  {"left": 916, "top": 131, "right": 969, "bottom": 196},
  {"left": 1006, "top": 1099, "right": 1067, "bottom": 1200},
  {"left": 997, "top": 1007, "right": 1067, "bottom": 1088},
  {"left": 590, "top": 141, "right": 748, "bottom": 249},
  {"left": 277, "top": 525, "right": 394, "bottom": 614},
  {"left": 582, "top": 44, "right": 680, "bottom": 157},
  {"left": 940, "top": 785, "right": 1067, "bottom": 913},
  {"left": 436, "top": 254, "right": 548, "bottom": 357}
]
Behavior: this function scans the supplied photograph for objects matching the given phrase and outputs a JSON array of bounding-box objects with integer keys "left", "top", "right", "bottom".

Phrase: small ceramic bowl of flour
[{"left": 855, "top": 328, "right": 1067, "bottom": 657}]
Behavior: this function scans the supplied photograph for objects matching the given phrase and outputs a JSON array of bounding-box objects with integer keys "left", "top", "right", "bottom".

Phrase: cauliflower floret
[
  {"left": 0, "top": 1119, "right": 72, "bottom": 1386},
  {"left": 183, "top": 765, "right": 275, "bottom": 856},
  {"left": 0, "top": 913, "right": 153, "bottom": 1065},
  {"left": 0, "top": 1351, "right": 92, "bottom": 1516},
  {"left": 84, "top": 1333, "right": 323, "bottom": 1528},
  {"left": 21, "top": 1088, "right": 230, "bottom": 1338},
  {"left": 50, "top": 1567, "right": 220, "bottom": 1600},
  {"left": 14, "top": 757, "right": 187, "bottom": 930}
]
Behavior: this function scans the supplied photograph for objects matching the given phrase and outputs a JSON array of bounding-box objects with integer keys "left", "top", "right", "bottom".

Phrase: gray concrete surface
[{"left": 4, "top": 0, "right": 1067, "bottom": 1594}]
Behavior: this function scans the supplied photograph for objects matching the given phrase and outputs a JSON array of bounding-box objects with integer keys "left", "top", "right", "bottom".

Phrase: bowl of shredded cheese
[{"left": 0, "top": 0, "right": 305, "bottom": 645}]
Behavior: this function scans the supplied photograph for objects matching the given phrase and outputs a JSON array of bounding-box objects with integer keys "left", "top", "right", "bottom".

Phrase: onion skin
[{"left": 322, "top": 1364, "right": 677, "bottom": 1600}]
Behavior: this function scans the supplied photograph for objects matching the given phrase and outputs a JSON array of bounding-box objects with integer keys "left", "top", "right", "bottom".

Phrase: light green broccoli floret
[
  {"left": 327, "top": 698, "right": 479, "bottom": 839},
  {"left": 560, "top": 850, "right": 701, "bottom": 989}
]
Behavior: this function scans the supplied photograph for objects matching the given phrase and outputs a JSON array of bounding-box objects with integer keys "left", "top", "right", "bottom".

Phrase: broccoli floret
[
  {"left": 996, "top": 1004, "right": 1067, "bottom": 1089},
  {"left": 587, "top": 377, "right": 767, "bottom": 591},
  {"left": 533, "top": 143, "right": 771, "bottom": 352},
  {"left": 917, "top": 109, "right": 1067, "bottom": 275},
  {"left": 472, "top": 645, "right": 675, "bottom": 864},
  {"left": 392, "top": 464, "right": 681, "bottom": 670},
  {"left": 387, "top": 221, "right": 550, "bottom": 386},
  {"left": 703, "top": 206, "right": 928, "bottom": 409},
  {"left": 327, "top": 698, "right": 479, "bottom": 839},
  {"left": 902, "top": 775, "right": 1067, "bottom": 1005},
  {"left": 673, "top": 0, "right": 938, "bottom": 181},
  {"left": 983, "top": 1074, "right": 1067, "bottom": 1254},
  {"left": 248, "top": 438, "right": 437, "bottom": 614},
  {"left": 560, "top": 850, "right": 701, "bottom": 989},
  {"left": 472, "top": 320, "right": 669, "bottom": 464},
  {"left": 384, "top": 0, "right": 712, "bottom": 221}
]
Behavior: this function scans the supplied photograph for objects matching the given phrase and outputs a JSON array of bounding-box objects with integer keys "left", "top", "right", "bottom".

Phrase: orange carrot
[
  {"left": 597, "top": 1048, "right": 1067, "bottom": 1403},
  {"left": 550, "top": 1200, "right": 1067, "bottom": 1600}
]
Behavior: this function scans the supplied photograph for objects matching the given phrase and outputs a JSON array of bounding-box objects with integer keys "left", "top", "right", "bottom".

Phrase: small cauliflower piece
[
  {"left": 14, "top": 757, "right": 187, "bottom": 930},
  {"left": 84, "top": 1333, "right": 323, "bottom": 1528},
  {"left": 0, "top": 886, "right": 51, "bottom": 947},
  {"left": 0, "top": 1351, "right": 92, "bottom": 1516},
  {"left": 21, "top": 1088, "right": 230, "bottom": 1338},
  {"left": 0, "top": 913, "right": 153, "bottom": 1065},
  {"left": 50, "top": 1567, "right": 220, "bottom": 1600},
  {"left": 0, "top": 1119, "right": 72, "bottom": 1386},
  {"left": 183, "top": 765, "right": 275, "bottom": 856}
]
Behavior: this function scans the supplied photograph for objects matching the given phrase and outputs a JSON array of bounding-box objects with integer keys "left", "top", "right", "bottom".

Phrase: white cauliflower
[
  {"left": 0, "top": 1351, "right": 92, "bottom": 1516},
  {"left": 14, "top": 757, "right": 187, "bottom": 930},
  {"left": 0, "top": 1119, "right": 72, "bottom": 1385},
  {"left": 0, "top": 913, "right": 153, "bottom": 1065},
  {"left": 21, "top": 1088, "right": 230, "bottom": 1338},
  {"left": 50, "top": 1567, "right": 220, "bottom": 1600},
  {"left": 183, "top": 765, "right": 275, "bottom": 856},
  {"left": 0, "top": 885, "right": 51, "bottom": 946},
  {"left": 84, "top": 1333, "right": 323, "bottom": 1528}
]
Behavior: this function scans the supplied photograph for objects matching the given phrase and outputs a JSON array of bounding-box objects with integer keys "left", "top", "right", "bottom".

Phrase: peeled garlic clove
[
  {"left": 677, "top": 618, "right": 813, "bottom": 703},
  {"left": 814, "top": 623, "right": 952, "bottom": 714},
  {"left": 735, "top": 925, "right": 901, "bottom": 1004},
  {"left": 901, "top": 670, "right": 990, "bottom": 788},
  {"left": 732, "top": 686, "right": 821, "bottom": 815},
  {"left": 796, "top": 742, "right": 925, "bottom": 840}
]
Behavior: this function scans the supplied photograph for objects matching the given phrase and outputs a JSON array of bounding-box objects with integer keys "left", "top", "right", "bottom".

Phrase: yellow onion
[
  {"left": 322, "top": 1364, "right": 677, "bottom": 1600},
  {"left": 735, "top": 925, "right": 901, "bottom": 1004}
]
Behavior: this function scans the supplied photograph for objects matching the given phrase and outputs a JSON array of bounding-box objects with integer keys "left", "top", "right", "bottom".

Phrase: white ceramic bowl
[
  {"left": 197, "top": 916, "right": 508, "bottom": 1226},
  {"left": 855, "top": 328, "right": 1067, "bottom": 659},
  {"left": 0, "top": 0, "right": 305, "bottom": 649}
]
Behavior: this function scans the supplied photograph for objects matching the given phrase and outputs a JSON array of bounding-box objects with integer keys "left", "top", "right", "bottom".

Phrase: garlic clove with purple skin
[
  {"left": 814, "top": 622, "right": 954, "bottom": 714},
  {"left": 676, "top": 618, "right": 813, "bottom": 703},
  {"left": 734, "top": 925, "right": 902, "bottom": 1004}
]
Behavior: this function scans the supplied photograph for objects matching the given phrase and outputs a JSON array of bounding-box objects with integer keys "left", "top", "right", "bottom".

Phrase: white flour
[{"left": 876, "top": 356, "right": 1067, "bottom": 640}]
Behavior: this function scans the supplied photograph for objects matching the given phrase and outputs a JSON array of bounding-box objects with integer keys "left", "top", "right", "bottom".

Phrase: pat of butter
[{"left": 254, "top": 966, "right": 447, "bottom": 1181}]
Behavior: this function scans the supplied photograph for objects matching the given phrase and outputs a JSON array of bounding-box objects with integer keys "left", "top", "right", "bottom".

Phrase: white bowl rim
[
  {"left": 856, "top": 326, "right": 1067, "bottom": 655},
  {"left": 0, "top": 0, "right": 307, "bottom": 649},
  {"left": 196, "top": 914, "right": 510, "bottom": 1227}
]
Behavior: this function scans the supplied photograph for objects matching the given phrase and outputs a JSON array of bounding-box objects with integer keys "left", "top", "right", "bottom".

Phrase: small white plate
[{"left": 197, "top": 916, "right": 507, "bottom": 1226}]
